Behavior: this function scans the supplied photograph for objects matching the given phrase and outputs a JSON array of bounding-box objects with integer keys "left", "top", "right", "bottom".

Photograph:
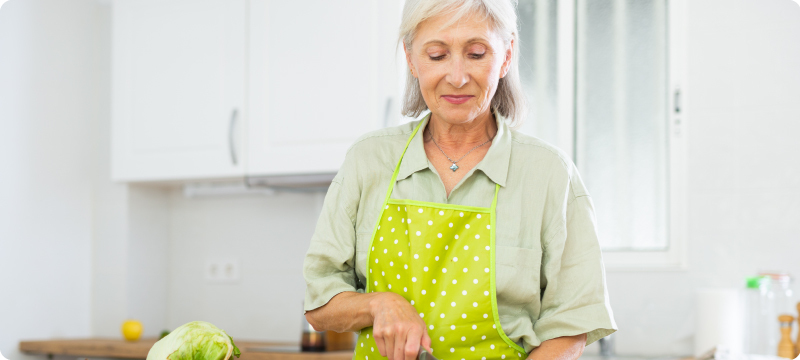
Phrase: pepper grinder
[{"left": 778, "top": 315, "right": 795, "bottom": 358}]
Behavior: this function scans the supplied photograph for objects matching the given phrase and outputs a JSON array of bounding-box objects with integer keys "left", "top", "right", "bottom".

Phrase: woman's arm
[
  {"left": 305, "top": 291, "right": 432, "bottom": 360},
  {"left": 526, "top": 334, "right": 586, "bottom": 360},
  {"left": 305, "top": 291, "right": 378, "bottom": 332}
]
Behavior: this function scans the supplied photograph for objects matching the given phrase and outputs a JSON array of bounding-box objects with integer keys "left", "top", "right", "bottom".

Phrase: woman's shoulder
[
  {"left": 344, "top": 120, "right": 421, "bottom": 162},
  {"left": 508, "top": 129, "right": 574, "bottom": 171},
  {"left": 507, "top": 129, "right": 588, "bottom": 198}
]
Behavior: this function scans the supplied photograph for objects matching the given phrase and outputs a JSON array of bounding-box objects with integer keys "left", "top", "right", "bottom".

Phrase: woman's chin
[{"left": 434, "top": 107, "right": 483, "bottom": 123}]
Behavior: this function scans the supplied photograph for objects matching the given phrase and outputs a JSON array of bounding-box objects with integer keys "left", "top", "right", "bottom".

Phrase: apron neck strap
[
  {"left": 382, "top": 119, "right": 425, "bottom": 205},
  {"left": 383, "top": 116, "right": 501, "bottom": 208},
  {"left": 490, "top": 183, "right": 500, "bottom": 212}
]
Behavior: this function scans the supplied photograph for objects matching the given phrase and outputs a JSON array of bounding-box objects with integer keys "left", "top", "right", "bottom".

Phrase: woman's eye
[
  {"left": 470, "top": 53, "right": 485, "bottom": 59},
  {"left": 430, "top": 54, "right": 446, "bottom": 61}
]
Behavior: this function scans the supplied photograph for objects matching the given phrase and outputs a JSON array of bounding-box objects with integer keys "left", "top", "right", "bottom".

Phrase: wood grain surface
[{"left": 18, "top": 338, "right": 352, "bottom": 360}]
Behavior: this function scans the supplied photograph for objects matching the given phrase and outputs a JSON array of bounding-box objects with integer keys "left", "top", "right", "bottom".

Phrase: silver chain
[{"left": 428, "top": 126, "right": 493, "bottom": 171}]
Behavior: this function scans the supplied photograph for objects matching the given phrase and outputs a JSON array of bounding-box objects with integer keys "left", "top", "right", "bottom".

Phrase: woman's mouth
[{"left": 441, "top": 95, "right": 474, "bottom": 105}]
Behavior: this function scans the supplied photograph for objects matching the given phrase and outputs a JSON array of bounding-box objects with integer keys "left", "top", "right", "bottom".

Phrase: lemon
[{"left": 121, "top": 320, "right": 143, "bottom": 341}]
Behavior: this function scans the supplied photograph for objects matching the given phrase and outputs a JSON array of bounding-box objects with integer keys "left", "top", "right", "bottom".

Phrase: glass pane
[
  {"left": 516, "top": 0, "right": 559, "bottom": 146},
  {"left": 575, "top": 0, "right": 669, "bottom": 251}
]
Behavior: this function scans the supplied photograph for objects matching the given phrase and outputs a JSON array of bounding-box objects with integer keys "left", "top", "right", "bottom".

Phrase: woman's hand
[{"left": 369, "top": 292, "right": 432, "bottom": 360}]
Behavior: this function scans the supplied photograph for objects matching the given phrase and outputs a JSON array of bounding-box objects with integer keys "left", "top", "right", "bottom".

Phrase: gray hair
[{"left": 399, "top": 0, "right": 526, "bottom": 128}]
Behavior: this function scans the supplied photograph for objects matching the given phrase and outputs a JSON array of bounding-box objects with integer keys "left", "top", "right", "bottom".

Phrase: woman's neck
[{"left": 425, "top": 109, "right": 498, "bottom": 149}]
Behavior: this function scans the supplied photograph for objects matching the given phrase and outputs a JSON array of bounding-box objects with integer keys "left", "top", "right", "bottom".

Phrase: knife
[{"left": 418, "top": 346, "right": 439, "bottom": 360}]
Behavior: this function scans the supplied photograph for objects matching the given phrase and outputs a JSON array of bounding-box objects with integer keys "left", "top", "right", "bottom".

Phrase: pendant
[{"left": 449, "top": 163, "right": 459, "bottom": 172}]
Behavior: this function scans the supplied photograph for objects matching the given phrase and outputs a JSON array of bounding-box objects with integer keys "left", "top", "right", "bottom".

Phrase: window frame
[{"left": 555, "top": 0, "right": 688, "bottom": 271}]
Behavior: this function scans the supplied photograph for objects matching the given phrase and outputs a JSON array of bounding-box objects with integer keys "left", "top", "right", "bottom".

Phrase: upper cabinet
[
  {"left": 112, "top": 0, "right": 403, "bottom": 182},
  {"left": 112, "top": 0, "right": 247, "bottom": 182},
  {"left": 247, "top": 0, "right": 403, "bottom": 176}
]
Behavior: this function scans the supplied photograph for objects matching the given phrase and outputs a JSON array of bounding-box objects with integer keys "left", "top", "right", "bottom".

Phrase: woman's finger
[
  {"left": 374, "top": 327, "right": 387, "bottom": 358},
  {"left": 403, "top": 326, "right": 423, "bottom": 360},
  {"left": 392, "top": 325, "right": 409, "bottom": 360},
  {"left": 420, "top": 330, "right": 432, "bottom": 353},
  {"left": 383, "top": 327, "right": 396, "bottom": 360}
]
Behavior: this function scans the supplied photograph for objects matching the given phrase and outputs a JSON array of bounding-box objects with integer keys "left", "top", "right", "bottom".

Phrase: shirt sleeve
[
  {"left": 532, "top": 160, "right": 617, "bottom": 345},
  {"left": 303, "top": 149, "right": 362, "bottom": 312}
]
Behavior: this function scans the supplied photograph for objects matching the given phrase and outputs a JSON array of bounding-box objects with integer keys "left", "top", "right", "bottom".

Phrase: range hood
[
  {"left": 182, "top": 173, "right": 336, "bottom": 197},
  {"left": 246, "top": 173, "right": 336, "bottom": 189}
]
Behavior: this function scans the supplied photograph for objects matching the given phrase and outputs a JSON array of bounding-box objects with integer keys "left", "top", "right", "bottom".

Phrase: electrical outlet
[{"left": 205, "top": 258, "right": 241, "bottom": 283}]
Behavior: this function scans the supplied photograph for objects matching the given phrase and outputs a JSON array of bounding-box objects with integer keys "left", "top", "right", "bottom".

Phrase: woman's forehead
[{"left": 414, "top": 11, "right": 500, "bottom": 46}]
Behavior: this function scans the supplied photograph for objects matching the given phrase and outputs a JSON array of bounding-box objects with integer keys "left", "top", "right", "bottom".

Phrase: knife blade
[{"left": 418, "top": 346, "right": 439, "bottom": 360}]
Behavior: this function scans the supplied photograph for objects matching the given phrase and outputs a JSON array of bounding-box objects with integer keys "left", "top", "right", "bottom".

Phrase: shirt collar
[{"left": 396, "top": 110, "right": 512, "bottom": 187}]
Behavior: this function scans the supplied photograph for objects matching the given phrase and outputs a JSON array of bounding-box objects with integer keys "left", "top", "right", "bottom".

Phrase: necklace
[{"left": 428, "top": 126, "right": 493, "bottom": 172}]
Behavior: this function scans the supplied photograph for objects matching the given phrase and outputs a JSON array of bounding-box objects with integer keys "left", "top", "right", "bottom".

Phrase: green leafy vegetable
[{"left": 146, "top": 321, "right": 241, "bottom": 360}]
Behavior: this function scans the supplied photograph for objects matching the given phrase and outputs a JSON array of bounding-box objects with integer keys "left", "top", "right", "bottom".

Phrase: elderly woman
[{"left": 303, "top": 0, "right": 616, "bottom": 359}]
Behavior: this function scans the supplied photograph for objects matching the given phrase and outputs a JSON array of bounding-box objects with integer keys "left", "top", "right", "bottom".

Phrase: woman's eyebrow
[
  {"left": 421, "top": 37, "right": 490, "bottom": 48},
  {"left": 422, "top": 39, "right": 448, "bottom": 47}
]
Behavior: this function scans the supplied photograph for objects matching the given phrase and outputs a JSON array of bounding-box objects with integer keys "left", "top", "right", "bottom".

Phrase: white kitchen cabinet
[
  {"left": 246, "top": 0, "right": 403, "bottom": 176},
  {"left": 112, "top": 0, "right": 402, "bottom": 182},
  {"left": 112, "top": 0, "right": 246, "bottom": 182}
]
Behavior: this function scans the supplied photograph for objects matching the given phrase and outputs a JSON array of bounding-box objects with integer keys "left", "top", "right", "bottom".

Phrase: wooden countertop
[{"left": 19, "top": 338, "right": 352, "bottom": 360}]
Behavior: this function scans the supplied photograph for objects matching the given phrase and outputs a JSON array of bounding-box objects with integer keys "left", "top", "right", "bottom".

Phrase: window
[{"left": 518, "top": 0, "right": 687, "bottom": 269}]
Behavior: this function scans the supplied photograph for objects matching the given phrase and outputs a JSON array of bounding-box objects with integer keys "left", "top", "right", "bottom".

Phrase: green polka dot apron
[{"left": 354, "top": 121, "right": 527, "bottom": 360}]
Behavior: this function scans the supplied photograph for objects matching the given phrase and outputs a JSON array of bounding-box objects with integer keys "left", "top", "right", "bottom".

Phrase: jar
[{"left": 759, "top": 272, "right": 795, "bottom": 355}]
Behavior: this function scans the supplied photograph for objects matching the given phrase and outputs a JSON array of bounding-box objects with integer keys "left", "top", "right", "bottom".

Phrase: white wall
[
  {"left": 91, "top": 183, "right": 171, "bottom": 339},
  {"left": 602, "top": 0, "right": 800, "bottom": 356},
  {"left": 0, "top": 0, "right": 108, "bottom": 358},
  {"left": 125, "top": 186, "right": 170, "bottom": 337},
  {"left": 165, "top": 189, "right": 323, "bottom": 341}
]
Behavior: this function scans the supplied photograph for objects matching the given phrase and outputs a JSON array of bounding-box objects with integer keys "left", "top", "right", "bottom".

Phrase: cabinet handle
[{"left": 229, "top": 109, "right": 238, "bottom": 165}]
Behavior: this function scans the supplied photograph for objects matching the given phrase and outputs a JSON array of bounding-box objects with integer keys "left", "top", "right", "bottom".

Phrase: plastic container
[
  {"left": 757, "top": 272, "right": 795, "bottom": 356},
  {"left": 744, "top": 276, "right": 771, "bottom": 355}
]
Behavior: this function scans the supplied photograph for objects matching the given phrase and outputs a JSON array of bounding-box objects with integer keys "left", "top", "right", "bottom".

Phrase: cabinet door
[
  {"left": 247, "top": 0, "right": 403, "bottom": 176},
  {"left": 112, "top": 0, "right": 246, "bottom": 182}
]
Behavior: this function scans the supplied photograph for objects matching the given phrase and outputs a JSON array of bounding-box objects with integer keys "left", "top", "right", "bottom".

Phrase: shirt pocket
[{"left": 495, "top": 245, "right": 542, "bottom": 306}]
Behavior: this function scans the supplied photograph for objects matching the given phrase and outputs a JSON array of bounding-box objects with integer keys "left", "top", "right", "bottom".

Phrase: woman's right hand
[{"left": 369, "top": 292, "right": 433, "bottom": 360}]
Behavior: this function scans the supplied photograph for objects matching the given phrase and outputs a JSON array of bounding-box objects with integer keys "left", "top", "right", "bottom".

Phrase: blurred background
[{"left": 0, "top": 0, "right": 798, "bottom": 359}]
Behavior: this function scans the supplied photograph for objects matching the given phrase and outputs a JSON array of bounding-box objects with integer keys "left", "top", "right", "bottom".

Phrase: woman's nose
[{"left": 445, "top": 55, "right": 469, "bottom": 88}]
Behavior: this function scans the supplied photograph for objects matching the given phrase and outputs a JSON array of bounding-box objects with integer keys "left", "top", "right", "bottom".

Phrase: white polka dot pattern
[{"left": 355, "top": 202, "right": 525, "bottom": 359}]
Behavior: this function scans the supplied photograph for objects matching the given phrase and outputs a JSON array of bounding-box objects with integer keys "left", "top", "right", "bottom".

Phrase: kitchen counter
[
  {"left": 19, "top": 339, "right": 695, "bottom": 360},
  {"left": 580, "top": 356, "right": 692, "bottom": 360},
  {"left": 18, "top": 339, "right": 352, "bottom": 360}
]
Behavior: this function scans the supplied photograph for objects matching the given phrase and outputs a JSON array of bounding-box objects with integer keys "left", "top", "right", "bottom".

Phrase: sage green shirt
[{"left": 303, "top": 112, "right": 617, "bottom": 352}]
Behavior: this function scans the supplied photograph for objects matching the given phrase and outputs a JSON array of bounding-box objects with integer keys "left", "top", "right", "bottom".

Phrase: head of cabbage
[{"left": 146, "top": 321, "right": 241, "bottom": 360}]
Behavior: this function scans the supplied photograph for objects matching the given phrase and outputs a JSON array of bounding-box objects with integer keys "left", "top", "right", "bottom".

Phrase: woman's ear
[
  {"left": 500, "top": 38, "right": 514, "bottom": 78},
  {"left": 403, "top": 42, "right": 416, "bottom": 78}
]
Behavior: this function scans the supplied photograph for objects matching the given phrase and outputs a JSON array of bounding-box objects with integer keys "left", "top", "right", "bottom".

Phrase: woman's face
[{"left": 405, "top": 12, "right": 513, "bottom": 125}]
